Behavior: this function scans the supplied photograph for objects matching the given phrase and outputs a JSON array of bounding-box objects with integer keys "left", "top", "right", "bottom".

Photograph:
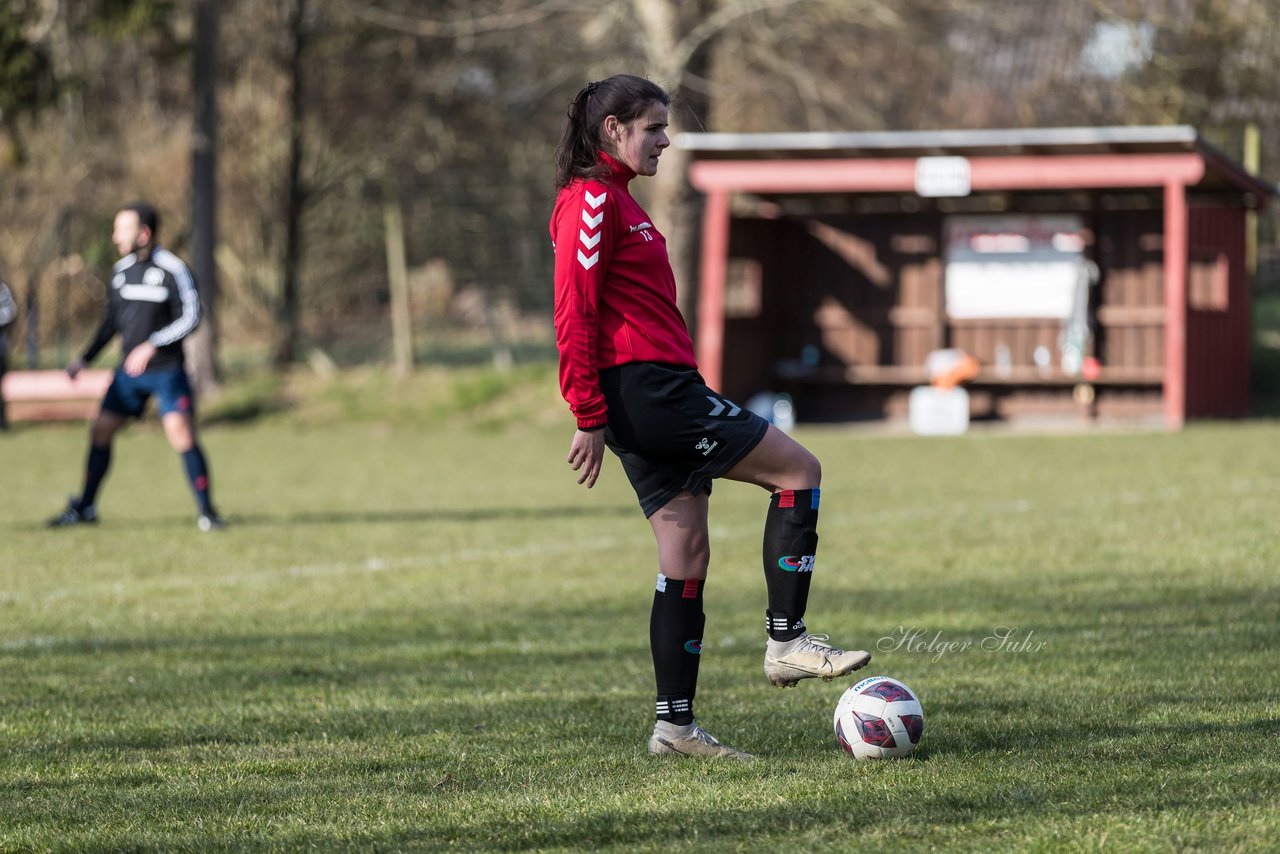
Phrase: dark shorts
[
  {"left": 600, "top": 362, "right": 770, "bottom": 518},
  {"left": 101, "top": 367, "right": 195, "bottom": 419}
]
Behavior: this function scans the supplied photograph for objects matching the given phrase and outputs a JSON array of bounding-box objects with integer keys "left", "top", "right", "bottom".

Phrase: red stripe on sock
[
  {"left": 195, "top": 475, "right": 209, "bottom": 492},
  {"left": 682, "top": 579, "right": 700, "bottom": 599},
  {"left": 777, "top": 489, "right": 795, "bottom": 508}
]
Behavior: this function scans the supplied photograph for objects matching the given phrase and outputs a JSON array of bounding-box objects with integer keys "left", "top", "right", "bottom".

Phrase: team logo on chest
[{"left": 578, "top": 190, "right": 606, "bottom": 270}]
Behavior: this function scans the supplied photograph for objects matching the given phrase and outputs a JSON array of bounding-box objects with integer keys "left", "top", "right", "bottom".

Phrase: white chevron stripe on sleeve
[
  {"left": 585, "top": 190, "right": 607, "bottom": 208},
  {"left": 581, "top": 210, "right": 603, "bottom": 229},
  {"left": 578, "top": 229, "right": 600, "bottom": 249},
  {"left": 577, "top": 249, "right": 600, "bottom": 270}
]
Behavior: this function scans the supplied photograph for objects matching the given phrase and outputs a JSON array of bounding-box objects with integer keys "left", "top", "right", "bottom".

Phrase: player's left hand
[
  {"left": 567, "top": 428, "right": 605, "bottom": 488},
  {"left": 124, "top": 341, "right": 157, "bottom": 377}
]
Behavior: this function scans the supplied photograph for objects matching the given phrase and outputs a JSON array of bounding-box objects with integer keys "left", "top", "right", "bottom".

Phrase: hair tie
[{"left": 584, "top": 81, "right": 599, "bottom": 97}]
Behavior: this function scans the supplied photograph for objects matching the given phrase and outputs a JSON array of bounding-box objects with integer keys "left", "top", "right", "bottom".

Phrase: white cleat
[
  {"left": 647, "top": 720, "right": 755, "bottom": 760},
  {"left": 197, "top": 512, "right": 226, "bottom": 532},
  {"left": 764, "top": 632, "right": 871, "bottom": 688}
]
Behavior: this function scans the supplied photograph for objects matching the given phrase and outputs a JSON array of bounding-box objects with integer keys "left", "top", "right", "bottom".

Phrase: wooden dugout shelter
[{"left": 682, "top": 126, "right": 1275, "bottom": 428}]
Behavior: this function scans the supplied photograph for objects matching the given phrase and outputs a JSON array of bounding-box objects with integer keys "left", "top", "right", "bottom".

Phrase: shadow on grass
[
  {"left": 232, "top": 503, "right": 638, "bottom": 527},
  {"left": 200, "top": 396, "right": 292, "bottom": 425},
  {"left": 4, "top": 609, "right": 1278, "bottom": 852},
  {"left": 0, "top": 502, "right": 638, "bottom": 533},
  {"left": 6, "top": 709, "right": 1278, "bottom": 853},
  {"left": 13, "top": 608, "right": 1275, "bottom": 766}
]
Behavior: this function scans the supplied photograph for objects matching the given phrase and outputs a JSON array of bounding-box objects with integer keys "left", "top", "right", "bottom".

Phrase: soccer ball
[{"left": 833, "top": 675, "right": 924, "bottom": 760}]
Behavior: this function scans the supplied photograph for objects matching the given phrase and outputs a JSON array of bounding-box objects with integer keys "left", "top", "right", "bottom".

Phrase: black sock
[
  {"left": 181, "top": 446, "right": 214, "bottom": 514},
  {"left": 650, "top": 573, "right": 704, "bottom": 726},
  {"left": 763, "top": 488, "right": 820, "bottom": 642},
  {"left": 79, "top": 444, "right": 112, "bottom": 509}
]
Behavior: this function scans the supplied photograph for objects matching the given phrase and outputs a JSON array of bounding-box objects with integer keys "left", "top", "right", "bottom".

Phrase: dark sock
[
  {"left": 763, "top": 488, "right": 820, "bottom": 642},
  {"left": 79, "top": 444, "right": 112, "bottom": 509},
  {"left": 651, "top": 574, "right": 704, "bottom": 726},
  {"left": 181, "top": 446, "right": 214, "bottom": 514}
]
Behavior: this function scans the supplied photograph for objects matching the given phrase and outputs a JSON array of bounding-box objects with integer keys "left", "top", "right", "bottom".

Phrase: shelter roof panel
[{"left": 678, "top": 126, "right": 1274, "bottom": 199}]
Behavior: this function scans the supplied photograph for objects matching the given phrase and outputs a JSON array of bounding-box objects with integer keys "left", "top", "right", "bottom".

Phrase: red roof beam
[{"left": 688, "top": 153, "right": 1206, "bottom": 194}]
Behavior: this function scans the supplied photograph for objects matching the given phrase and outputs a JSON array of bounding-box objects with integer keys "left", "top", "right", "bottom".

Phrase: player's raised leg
[
  {"left": 644, "top": 491, "right": 753, "bottom": 760},
  {"left": 723, "top": 424, "right": 871, "bottom": 687}
]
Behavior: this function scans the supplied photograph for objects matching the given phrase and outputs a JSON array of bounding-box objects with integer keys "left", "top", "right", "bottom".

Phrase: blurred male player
[
  {"left": 0, "top": 277, "right": 16, "bottom": 430},
  {"left": 47, "top": 201, "right": 224, "bottom": 531}
]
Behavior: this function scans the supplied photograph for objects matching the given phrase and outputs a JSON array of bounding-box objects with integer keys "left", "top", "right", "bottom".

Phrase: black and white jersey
[
  {"left": 0, "top": 282, "right": 15, "bottom": 355},
  {"left": 0, "top": 282, "right": 15, "bottom": 328},
  {"left": 81, "top": 248, "right": 201, "bottom": 373}
]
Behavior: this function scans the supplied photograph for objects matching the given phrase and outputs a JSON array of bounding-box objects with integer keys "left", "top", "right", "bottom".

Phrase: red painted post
[
  {"left": 1163, "top": 180, "right": 1188, "bottom": 429},
  {"left": 697, "top": 189, "right": 731, "bottom": 392}
]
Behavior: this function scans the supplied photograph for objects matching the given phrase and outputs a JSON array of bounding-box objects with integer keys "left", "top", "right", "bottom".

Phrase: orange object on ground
[{"left": 930, "top": 353, "right": 980, "bottom": 389}]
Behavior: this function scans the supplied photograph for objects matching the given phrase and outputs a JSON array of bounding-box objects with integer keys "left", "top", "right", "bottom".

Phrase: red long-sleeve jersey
[{"left": 551, "top": 153, "right": 697, "bottom": 430}]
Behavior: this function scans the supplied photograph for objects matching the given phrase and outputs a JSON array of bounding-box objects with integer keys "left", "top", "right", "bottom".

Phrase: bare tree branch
[
  {"left": 669, "top": 0, "right": 897, "bottom": 82},
  {"left": 23, "top": 0, "right": 61, "bottom": 43},
  {"left": 670, "top": 0, "right": 807, "bottom": 78},
  {"left": 337, "top": 0, "right": 575, "bottom": 38},
  {"left": 744, "top": 38, "right": 827, "bottom": 130}
]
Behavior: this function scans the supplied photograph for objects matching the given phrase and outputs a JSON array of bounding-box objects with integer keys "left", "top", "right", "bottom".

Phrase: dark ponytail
[{"left": 554, "top": 74, "right": 670, "bottom": 189}]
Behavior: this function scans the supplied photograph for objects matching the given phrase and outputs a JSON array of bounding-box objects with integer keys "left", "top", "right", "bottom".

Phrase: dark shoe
[{"left": 47, "top": 500, "right": 98, "bottom": 528}]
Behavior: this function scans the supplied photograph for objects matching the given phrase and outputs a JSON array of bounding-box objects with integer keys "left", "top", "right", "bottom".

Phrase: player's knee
[
  {"left": 167, "top": 430, "right": 195, "bottom": 454},
  {"left": 677, "top": 530, "right": 711, "bottom": 578},
  {"left": 691, "top": 539, "right": 711, "bottom": 575},
  {"left": 163, "top": 414, "right": 196, "bottom": 452},
  {"left": 794, "top": 447, "right": 822, "bottom": 488}
]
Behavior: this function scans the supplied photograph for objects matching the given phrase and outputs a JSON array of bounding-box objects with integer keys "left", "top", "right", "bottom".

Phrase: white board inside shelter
[{"left": 944, "top": 214, "right": 1086, "bottom": 320}]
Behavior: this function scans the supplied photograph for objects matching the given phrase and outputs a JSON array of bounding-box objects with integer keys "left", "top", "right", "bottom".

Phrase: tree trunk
[
  {"left": 632, "top": 0, "right": 715, "bottom": 323},
  {"left": 23, "top": 273, "right": 39, "bottom": 369},
  {"left": 382, "top": 185, "right": 413, "bottom": 378},
  {"left": 654, "top": 45, "right": 712, "bottom": 327},
  {"left": 187, "top": 0, "right": 221, "bottom": 397},
  {"left": 274, "top": 0, "right": 307, "bottom": 368}
]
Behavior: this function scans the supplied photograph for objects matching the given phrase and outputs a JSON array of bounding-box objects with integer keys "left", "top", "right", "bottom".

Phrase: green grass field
[{"left": 3, "top": 396, "right": 1279, "bottom": 851}]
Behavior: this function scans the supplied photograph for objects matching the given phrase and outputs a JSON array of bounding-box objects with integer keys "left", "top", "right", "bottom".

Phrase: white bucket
[{"left": 908, "top": 386, "right": 970, "bottom": 436}]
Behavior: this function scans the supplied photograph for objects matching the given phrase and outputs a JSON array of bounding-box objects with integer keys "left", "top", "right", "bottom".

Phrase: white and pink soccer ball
[{"left": 833, "top": 675, "right": 924, "bottom": 760}]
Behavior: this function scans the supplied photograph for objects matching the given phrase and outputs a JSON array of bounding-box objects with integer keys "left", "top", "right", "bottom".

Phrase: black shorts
[
  {"left": 600, "top": 362, "right": 770, "bottom": 518},
  {"left": 101, "top": 367, "right": 195, "bottom": 418}
]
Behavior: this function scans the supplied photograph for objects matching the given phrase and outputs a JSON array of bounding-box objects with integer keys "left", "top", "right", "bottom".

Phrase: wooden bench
[{"left": 0, "top": 369, "right": 113, "bottom": 422}]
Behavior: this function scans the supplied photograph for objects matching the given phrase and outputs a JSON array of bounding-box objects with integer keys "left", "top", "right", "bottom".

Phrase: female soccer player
[{"left": 551, "top": 75, "right": 870, "bottom": 759}]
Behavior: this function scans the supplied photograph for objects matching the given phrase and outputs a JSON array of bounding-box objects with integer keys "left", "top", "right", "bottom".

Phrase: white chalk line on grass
[
  {"left": 0, "top": 532, "right": 649, "bottom": 615},
  {"left": 0, "top": 532, "right": 650, "bottom": 652},
  {"left": 12, "top": 474, "right": 1280, "bottom": 603},
  {"left": 846, "top": 475, "right": 1279, "bottom": 524},
  {"left": 4, "top": 475, "right": 1277, "bottom": 636}
]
